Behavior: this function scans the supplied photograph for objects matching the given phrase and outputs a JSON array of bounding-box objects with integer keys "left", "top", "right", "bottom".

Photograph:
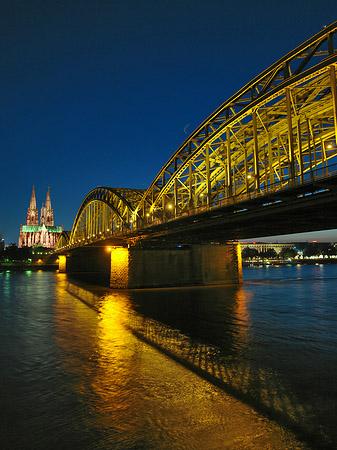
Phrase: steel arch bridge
[
  {"left": 56, "top": 22, "right": 337, "bottom": 251},
  {"left": 68, "top": 187, "right": 144, "bottom": 243}
]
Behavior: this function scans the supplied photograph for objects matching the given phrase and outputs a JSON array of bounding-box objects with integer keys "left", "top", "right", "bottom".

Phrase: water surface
[{"left": 1, "top": 266, "right": 336, "bottom": 449}]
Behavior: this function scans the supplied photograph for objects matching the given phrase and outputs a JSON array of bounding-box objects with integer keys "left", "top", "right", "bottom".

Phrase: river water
[{"left": 0, "top": 265, "right": 336, "bottom": 450}]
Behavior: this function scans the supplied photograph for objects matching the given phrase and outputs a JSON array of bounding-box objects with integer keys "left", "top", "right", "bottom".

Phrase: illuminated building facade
[
  {"left": 240, "top": 242, "right": 294, "bottom": 255},
  {"left": 18, "top": 186, "right": 63, "bottom": 248}
]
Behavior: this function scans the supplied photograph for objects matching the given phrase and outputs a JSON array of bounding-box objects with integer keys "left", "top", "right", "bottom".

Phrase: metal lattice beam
[
  {"left": 59, "top": 22, "right": 337, "bottom": 250},
  {"left": 68, "top": 187, "right": 144, "bottom": 246},
  {"left": 135, "top": 21, "right": 337, "bottom": 225}
]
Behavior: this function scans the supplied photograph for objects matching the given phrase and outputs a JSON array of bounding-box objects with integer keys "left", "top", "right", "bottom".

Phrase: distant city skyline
[
  {"left": 1, "top": 1, "right": 337, "bottom": 244},
  {"left": 242, "top": 229, "right": 337, "bottom": 244}
]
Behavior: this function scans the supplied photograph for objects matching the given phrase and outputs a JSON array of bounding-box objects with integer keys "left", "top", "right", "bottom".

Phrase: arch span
[
  {"left": 60, "top": 22, "right": 337, "bottom": 250},
  {"left": 69, "top": 187, "right": 144, "bottom": 245},
  {"left": 55, "top": 231, "right": 71, "bottom": 251},
  {"left": 136, "top": 21, "right": 337, "bottom": 225}
]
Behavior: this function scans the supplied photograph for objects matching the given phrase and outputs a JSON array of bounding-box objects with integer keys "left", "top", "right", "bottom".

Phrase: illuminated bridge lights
[
  {"left": 297, "top": 188, "right": 330, "bottom": 198},
  {"left": 54, "top": 22, "right": 337, "bottom": 252},
  {"left": 262, "top": 200, "right": 282, "bottom": 207},
  {"left": 233, "top": 208, "right": 248, "bottom": 214}
]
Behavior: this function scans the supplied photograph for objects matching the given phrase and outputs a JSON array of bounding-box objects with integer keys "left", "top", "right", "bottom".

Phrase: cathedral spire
[
  {"left": 45, "top": 186, "right": 51, "bottom": 210},
  {"left": 41, "top": 186, "right": 54, "bottom": 226},
  {"left": 30, "top": 185, "right": 37, "bottom": 210},
  {"left": 26, "top": 185, "right": 39, "bottom": 226}
]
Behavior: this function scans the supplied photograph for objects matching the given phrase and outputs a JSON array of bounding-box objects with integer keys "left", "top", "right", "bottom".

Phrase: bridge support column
[
  {"left": 110, "top": 247, "right": 131, "bottom": 288},
  {"left": 110, "top": 243, "right": 242, "bottom": 289},
  {"left": 58, "top": 247, "right": 111, "bottom": 285},
  {"left": 58, "top": 255, "right": 67, "bottom": 273}
]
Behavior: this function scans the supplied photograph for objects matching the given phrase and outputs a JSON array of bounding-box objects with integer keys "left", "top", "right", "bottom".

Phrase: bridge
[{"left": 56, "top": 22, "right": 337, "bottom": 288}]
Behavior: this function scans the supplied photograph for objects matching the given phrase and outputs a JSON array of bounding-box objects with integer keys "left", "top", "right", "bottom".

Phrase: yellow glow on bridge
[
  {"left": 53, "top": 22, "right": 337, "bottom": 254},
  {"left": 59, "top": 255, "right": 67, "bottom": 273},
  {"left": 110, "top": 247, "right": 129, "bottom": 289}
]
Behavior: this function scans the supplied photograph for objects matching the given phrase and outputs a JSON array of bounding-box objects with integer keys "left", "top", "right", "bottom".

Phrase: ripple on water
[{"left": 0, "top": 270, "right": 334, "bottom": 449}]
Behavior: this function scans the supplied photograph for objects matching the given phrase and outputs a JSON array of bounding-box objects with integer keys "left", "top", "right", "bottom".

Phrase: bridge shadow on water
[
  {"left": 65, "top": 278, "right": 334, "bottom": 450},
  {"left": 125, "top": 312, "right": 331, "bottom": 450}
]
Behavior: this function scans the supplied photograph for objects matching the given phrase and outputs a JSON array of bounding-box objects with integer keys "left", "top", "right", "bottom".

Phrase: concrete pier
[
  {"left": 58, "top": 246, "right": 111, "bottom": 285},
  {"left": 58, "top": 243, "right": 242, "bottom": 289},
  {"left": 110, "top": 243, "right": 242, "bottom": 289}
]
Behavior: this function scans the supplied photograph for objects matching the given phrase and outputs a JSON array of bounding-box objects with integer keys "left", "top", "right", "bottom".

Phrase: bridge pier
[
  {"left": 58, "top": 243, "right": 242, "bottom": 288},
  {"left": 110, "top": 243, "right": 242, "bottom": 289},
  {"left": 58, "top": 255, "right": 67, "bottom": 273},
  {"left": 58, "top": 246, "right": 111, "bottom": 285}
]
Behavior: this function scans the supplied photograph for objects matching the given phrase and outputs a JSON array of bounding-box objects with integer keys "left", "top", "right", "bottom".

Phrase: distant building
[
  {"left": 18, "top": 186, "right": 63, "bottom": 248},
  {"left": 240, "top": 242, "right": 294, "bottom": 255}
]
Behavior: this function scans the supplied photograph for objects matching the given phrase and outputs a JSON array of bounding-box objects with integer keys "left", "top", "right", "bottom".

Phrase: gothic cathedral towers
[
  {"left": 40, "top": 187, "right": 54, "bottom": 227},
  {"left": 19, "top": 186, "right": 63, "bottom": 248},
  {"left": 26, "top": 185, "right": 39, "bottom": 226}
]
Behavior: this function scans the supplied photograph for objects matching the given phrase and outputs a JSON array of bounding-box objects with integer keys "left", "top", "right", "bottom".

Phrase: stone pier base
[
  {"left": 58, "top": 255, "right": 67, "bottom": 273},
  {"left": 110, "top": 243, "right": 242, "bottom": 289},
  {"left": 57, "top": 247, "right": 111, "bottom": 285}
]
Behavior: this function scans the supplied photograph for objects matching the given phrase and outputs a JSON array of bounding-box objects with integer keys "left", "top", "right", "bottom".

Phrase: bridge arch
[
  {"left": 55, "top": 231, "right": 71, "bottom": 251},
  {"left": 69, "top": 187, "right": 144, "bottom": 245},
  {"left": 60, "top": 22, "right": 337, "bottom": 250},
  {"left": 136, "top": 21, "right": 337, "bottom": 224}
]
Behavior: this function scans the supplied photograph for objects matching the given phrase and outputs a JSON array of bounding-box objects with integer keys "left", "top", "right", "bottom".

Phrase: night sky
[{"left": 1, "top": 0, "right": 337, "bottom": 245}]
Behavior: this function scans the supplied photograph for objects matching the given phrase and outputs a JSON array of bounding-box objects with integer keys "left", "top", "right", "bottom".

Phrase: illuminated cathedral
[{"left": 18, "top": 186, "right": 63, "bottom": 248}]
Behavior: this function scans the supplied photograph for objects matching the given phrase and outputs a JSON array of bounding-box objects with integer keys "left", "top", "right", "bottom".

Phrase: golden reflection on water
[
  {"left": 51, "top": 275, "right": 309, "bottom": 450},
  {"left": 53, "top": 278, "right": 144, "bottom": 442},
  {"left": 233, "top": 286, "right": 253, "bottom": 348},
  {"left": 92, "top": 293, "right": 141, "bottom": 423}
]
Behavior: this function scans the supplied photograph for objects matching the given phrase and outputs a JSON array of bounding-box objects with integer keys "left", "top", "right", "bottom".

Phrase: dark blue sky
[{"left": 1, "top": 0, "right": 337, "bottom": 244}]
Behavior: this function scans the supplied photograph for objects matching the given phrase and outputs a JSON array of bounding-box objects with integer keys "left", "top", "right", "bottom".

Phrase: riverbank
[
  {"left": 243, "top": 257, "right": 337, "bottom": 267},
  {"left": 0, "top": 262, "right": 58, "bottom": 271},
  {"left": 3, "top": 256, "right": 337, "bottom": 272}
]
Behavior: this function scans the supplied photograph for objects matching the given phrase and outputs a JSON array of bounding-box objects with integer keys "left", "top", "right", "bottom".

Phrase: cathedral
[{"left": 18, "top": 186, "right": 63, "bottom": 248}]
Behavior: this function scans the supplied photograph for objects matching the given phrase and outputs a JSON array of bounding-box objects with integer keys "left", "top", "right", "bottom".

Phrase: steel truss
[
  {"left": 135, "top": 21, "right": 337, "bottom": 225},
  {"left": 67, "top": 187, "right": 144, "bottom": 246},
  {"left": 60, "top": 22, "right": 337, "bottom": 249},
  {"left": 55, "top": 231, "right": 70, "bottom": 250}
]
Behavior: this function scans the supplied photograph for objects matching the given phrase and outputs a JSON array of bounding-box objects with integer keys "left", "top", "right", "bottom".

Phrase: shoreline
[
  {"left": 1, "top": 259, "right": 337, "bottom": 273},
  {"left": 0, "top": 263, "right": 58, "bottom": 272},
  {"left": 243, "top": 258, "right": 337, "bottom": 267}
]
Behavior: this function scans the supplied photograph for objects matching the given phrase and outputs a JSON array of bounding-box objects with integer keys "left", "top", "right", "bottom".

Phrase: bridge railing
[{"left": 142, "top": 161, "right": 337, "bottom": 226}]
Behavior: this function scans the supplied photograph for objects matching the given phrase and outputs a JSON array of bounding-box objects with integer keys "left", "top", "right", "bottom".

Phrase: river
[{"left": 0, "top": 264, "right": 336, "bottom": 449}]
